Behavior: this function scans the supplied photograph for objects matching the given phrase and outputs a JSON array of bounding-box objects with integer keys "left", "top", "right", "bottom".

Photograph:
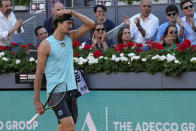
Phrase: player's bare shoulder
[{"left": 38, "top": 40, "right": 50, "bottom": 56}]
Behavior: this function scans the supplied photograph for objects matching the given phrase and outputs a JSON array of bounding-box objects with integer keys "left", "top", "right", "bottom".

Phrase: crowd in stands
[
  {"left": 0, "top": 0, "right": 196, "bottom": 53},
  {"left": 121, "top": 0, "right": 195, "bottom": 51}
]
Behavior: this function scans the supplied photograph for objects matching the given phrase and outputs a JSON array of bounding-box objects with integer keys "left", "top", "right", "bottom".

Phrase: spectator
[
  {"left": 180, "top": 0, "right": 196, "bottom": 45},
  {"left": 117, "top": 26, "right": 132, "bottom": 44},
  {"left": 94, "top": 4, "right": 115, "bottom": 32},
  {"left": 86, "top": 22, "right": 114, "bottom": 51},
  {"left": 123, "top": 0, "right": 159, "bottom": 44},
  {"left": 159, "top": 25, "right": 179, "bottom": 50},
  {"left": 29, "top": 26, "right": 48, "bottom": 58},
  {"left": 156, "top": 4, "right": 185, "bottom": 42},
  {"left": 34, "top": 26, "right": 48, "bottom": 45},
  {"left": 44, "top": 2, "right": 64, "bottom": 36},
  {"left": 0, "top": 0, "right": 24, "bottom": 47}
]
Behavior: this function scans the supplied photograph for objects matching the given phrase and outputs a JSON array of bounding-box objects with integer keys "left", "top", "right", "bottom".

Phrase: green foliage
[
  {"left": 120, "top": 0, "right": 140, "bottom": 5},
  {"left": 120, "top": 0, "right": 160, "bottom": 5},
  {"left": 1, "top": 41, "right": 196, "bottom": 77},
  {"left": 0, "top": 47, "right": 36, "bottom": 74},
  {"left": 13, "top": 0, "right": 31, "bottom": 6},
  {"left": 73, "top": 44, "right": 196, "bottom": 77}
]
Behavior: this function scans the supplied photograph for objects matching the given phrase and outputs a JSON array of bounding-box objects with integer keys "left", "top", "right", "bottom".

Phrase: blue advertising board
[{"left": 0, "top": 90, "right": 196, "bottom": 131}]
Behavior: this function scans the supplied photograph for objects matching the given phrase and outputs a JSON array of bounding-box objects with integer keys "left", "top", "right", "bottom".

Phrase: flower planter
[
  {"left": 0, "top": 73, "right": 31, "bottom": 89},
  {"left": 14, "top": 6, "right": 29, "bottom": 11},
  {"left": 86, "top": 72, "right": 162, "bottom": 89},
  {"left": 15, "top": 73, "right": 35, "bottom": 83},
  {"left": 162, "top": 72, "right": 196, "bottom": 89},
  {"left": 0, "top": 73, "right": 46, "bottom": 89},
  {"left": 86, "top": 72, "right": 196, "bottom": 89},
  {"left": 1, "top": 72, "right": 196, "bottom": 90}
]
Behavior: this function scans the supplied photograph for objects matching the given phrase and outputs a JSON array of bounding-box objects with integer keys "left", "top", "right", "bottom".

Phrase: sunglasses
[
  {"left": 96, "top": 28, "right": 105, "bottom": 32},
  {"left": 167, "top": 12, "right": 176, "bottom": 17},
  {"left": 169, "top": 30, "right": 177, "bottom": 35},
  {"left": 183, "top": 5, "right": 193, "bottom": 10}
]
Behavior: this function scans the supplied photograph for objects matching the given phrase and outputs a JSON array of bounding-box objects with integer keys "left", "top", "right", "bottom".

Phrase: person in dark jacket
[
  {"left": 44, "top": 2, "right": 64, "bottom": 36},
  {"left": 94, "top": 4, "right": 115, "bottom": 32}
]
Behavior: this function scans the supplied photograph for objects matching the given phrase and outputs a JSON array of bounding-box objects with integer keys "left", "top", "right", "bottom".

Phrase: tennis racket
[{"left": 27, "top": 83, "right": 66, "bottom": 125}]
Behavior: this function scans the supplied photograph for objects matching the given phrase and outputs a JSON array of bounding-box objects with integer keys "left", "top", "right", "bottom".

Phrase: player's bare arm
[
  {"left": 34, "top": 40, "right": 50, "bottom": 115},
  {"left": 56, "top": 9, "right": 95, "bottom": 41},
  {"left": 69, "top": 10, "right": 95, "bottom": 41},
  {"left": 68, "top": 10, "right": 95, "bottom": 41}
]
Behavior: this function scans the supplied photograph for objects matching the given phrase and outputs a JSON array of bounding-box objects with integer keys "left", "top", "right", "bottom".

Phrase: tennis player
[{"left": 33, "top": 10, "right": 95, "bottom": 131}]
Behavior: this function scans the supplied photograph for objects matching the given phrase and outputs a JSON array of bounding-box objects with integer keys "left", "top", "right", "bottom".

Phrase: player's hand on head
[{"left": 57, "top": 9, "right": 72, "bottom": 16}]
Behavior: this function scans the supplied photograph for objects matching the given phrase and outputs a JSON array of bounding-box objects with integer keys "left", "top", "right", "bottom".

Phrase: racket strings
[{"left": 48, "top": 92, "right": 66, "bottom": 107}]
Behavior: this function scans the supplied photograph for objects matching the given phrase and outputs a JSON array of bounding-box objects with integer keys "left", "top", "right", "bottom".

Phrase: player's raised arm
[
  {"left": 57, "top": 9, "right": 95, "bottom": 41},
  {"left": 70, "top": 10, "right": 95, "bottom": 41}
]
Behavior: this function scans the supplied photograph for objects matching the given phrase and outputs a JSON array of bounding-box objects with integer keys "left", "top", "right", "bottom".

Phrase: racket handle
[{"left": 27, "top": 113, "right": 40, "bottom": 125}]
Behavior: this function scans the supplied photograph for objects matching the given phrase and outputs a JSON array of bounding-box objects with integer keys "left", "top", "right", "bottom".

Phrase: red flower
[
  {"left": 27, "top": 43, "right": 31, "bottom": 46},
  {"left": 83, "top": 44, "right": 91, "bottom": 50},
  {"left": 125, "top": 42, "right": 135, "bottom": 47},
  {"left": 26, "top": 48, "right": 30, "bottom": 51},
  {"left": 93, "top": 50, "right": 102, "bottom": 58},
  {"left": 20, "top": 44, "right": 26, "bottom": 48},
  {"left": 73, "top": 41, "right": 81, "bottom": 48},
  {"left": 155, "top": 45, "right": 163, "bottom": 50},
  {"left": 176, "top": 43, "right": 180, "bottom": 47},
  {"left": 191, "top": 45, "right": 196, "bottom": 52},
  {"left": 145, "top": 40, "right": 153, "bottom": 45},
  {"left": 176, "top": 39, "right": 191, "bottom": 51},
  {"left": 114, "top": 44, "right": 124, "bottom": 52},
  {"left": 151, "top": 42, "right": 163, "bottom": 50},
  {"left": 136, "top": 48, "right": 142, "bottom": 53},
  {"left": 12, "top": 52, "right": 15, "bottom": 55},
  {"left": 74, "top": 52, "right": 79, "bottom": 57},
  {"left": 10, "top": 42, "right": 17, "bottom": 46},
  {"left": 151, "top": 42, "right": 159, "bottom": 47},
  {"left": 0, "top": 46, "right": 8, "bottom": 51},
  {"left": 136, "top": 43, "right": 143, "bottom": 48}
]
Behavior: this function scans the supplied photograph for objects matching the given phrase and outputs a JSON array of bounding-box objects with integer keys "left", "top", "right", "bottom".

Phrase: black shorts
[{"left": 49, "top": 90, "right": 78, "bottom": 124}]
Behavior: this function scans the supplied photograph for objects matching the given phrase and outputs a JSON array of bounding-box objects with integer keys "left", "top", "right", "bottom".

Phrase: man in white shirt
[
  {"left": 124, "top": 0, "right": 159, "bottom": 44},
  {"left": 180, "top": 0, "right": 196, "bottom": 45},
  {"left": 0, "top": 0, "right": 24, "bottom": 47}
]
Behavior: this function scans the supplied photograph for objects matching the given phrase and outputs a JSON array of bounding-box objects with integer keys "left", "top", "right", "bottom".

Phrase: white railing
[
  {"left": 107, "top": 22, "right": 124, "bottom": 44},
  {"left": 20, "top": 16, "right": 37, "bottom": 45}
]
